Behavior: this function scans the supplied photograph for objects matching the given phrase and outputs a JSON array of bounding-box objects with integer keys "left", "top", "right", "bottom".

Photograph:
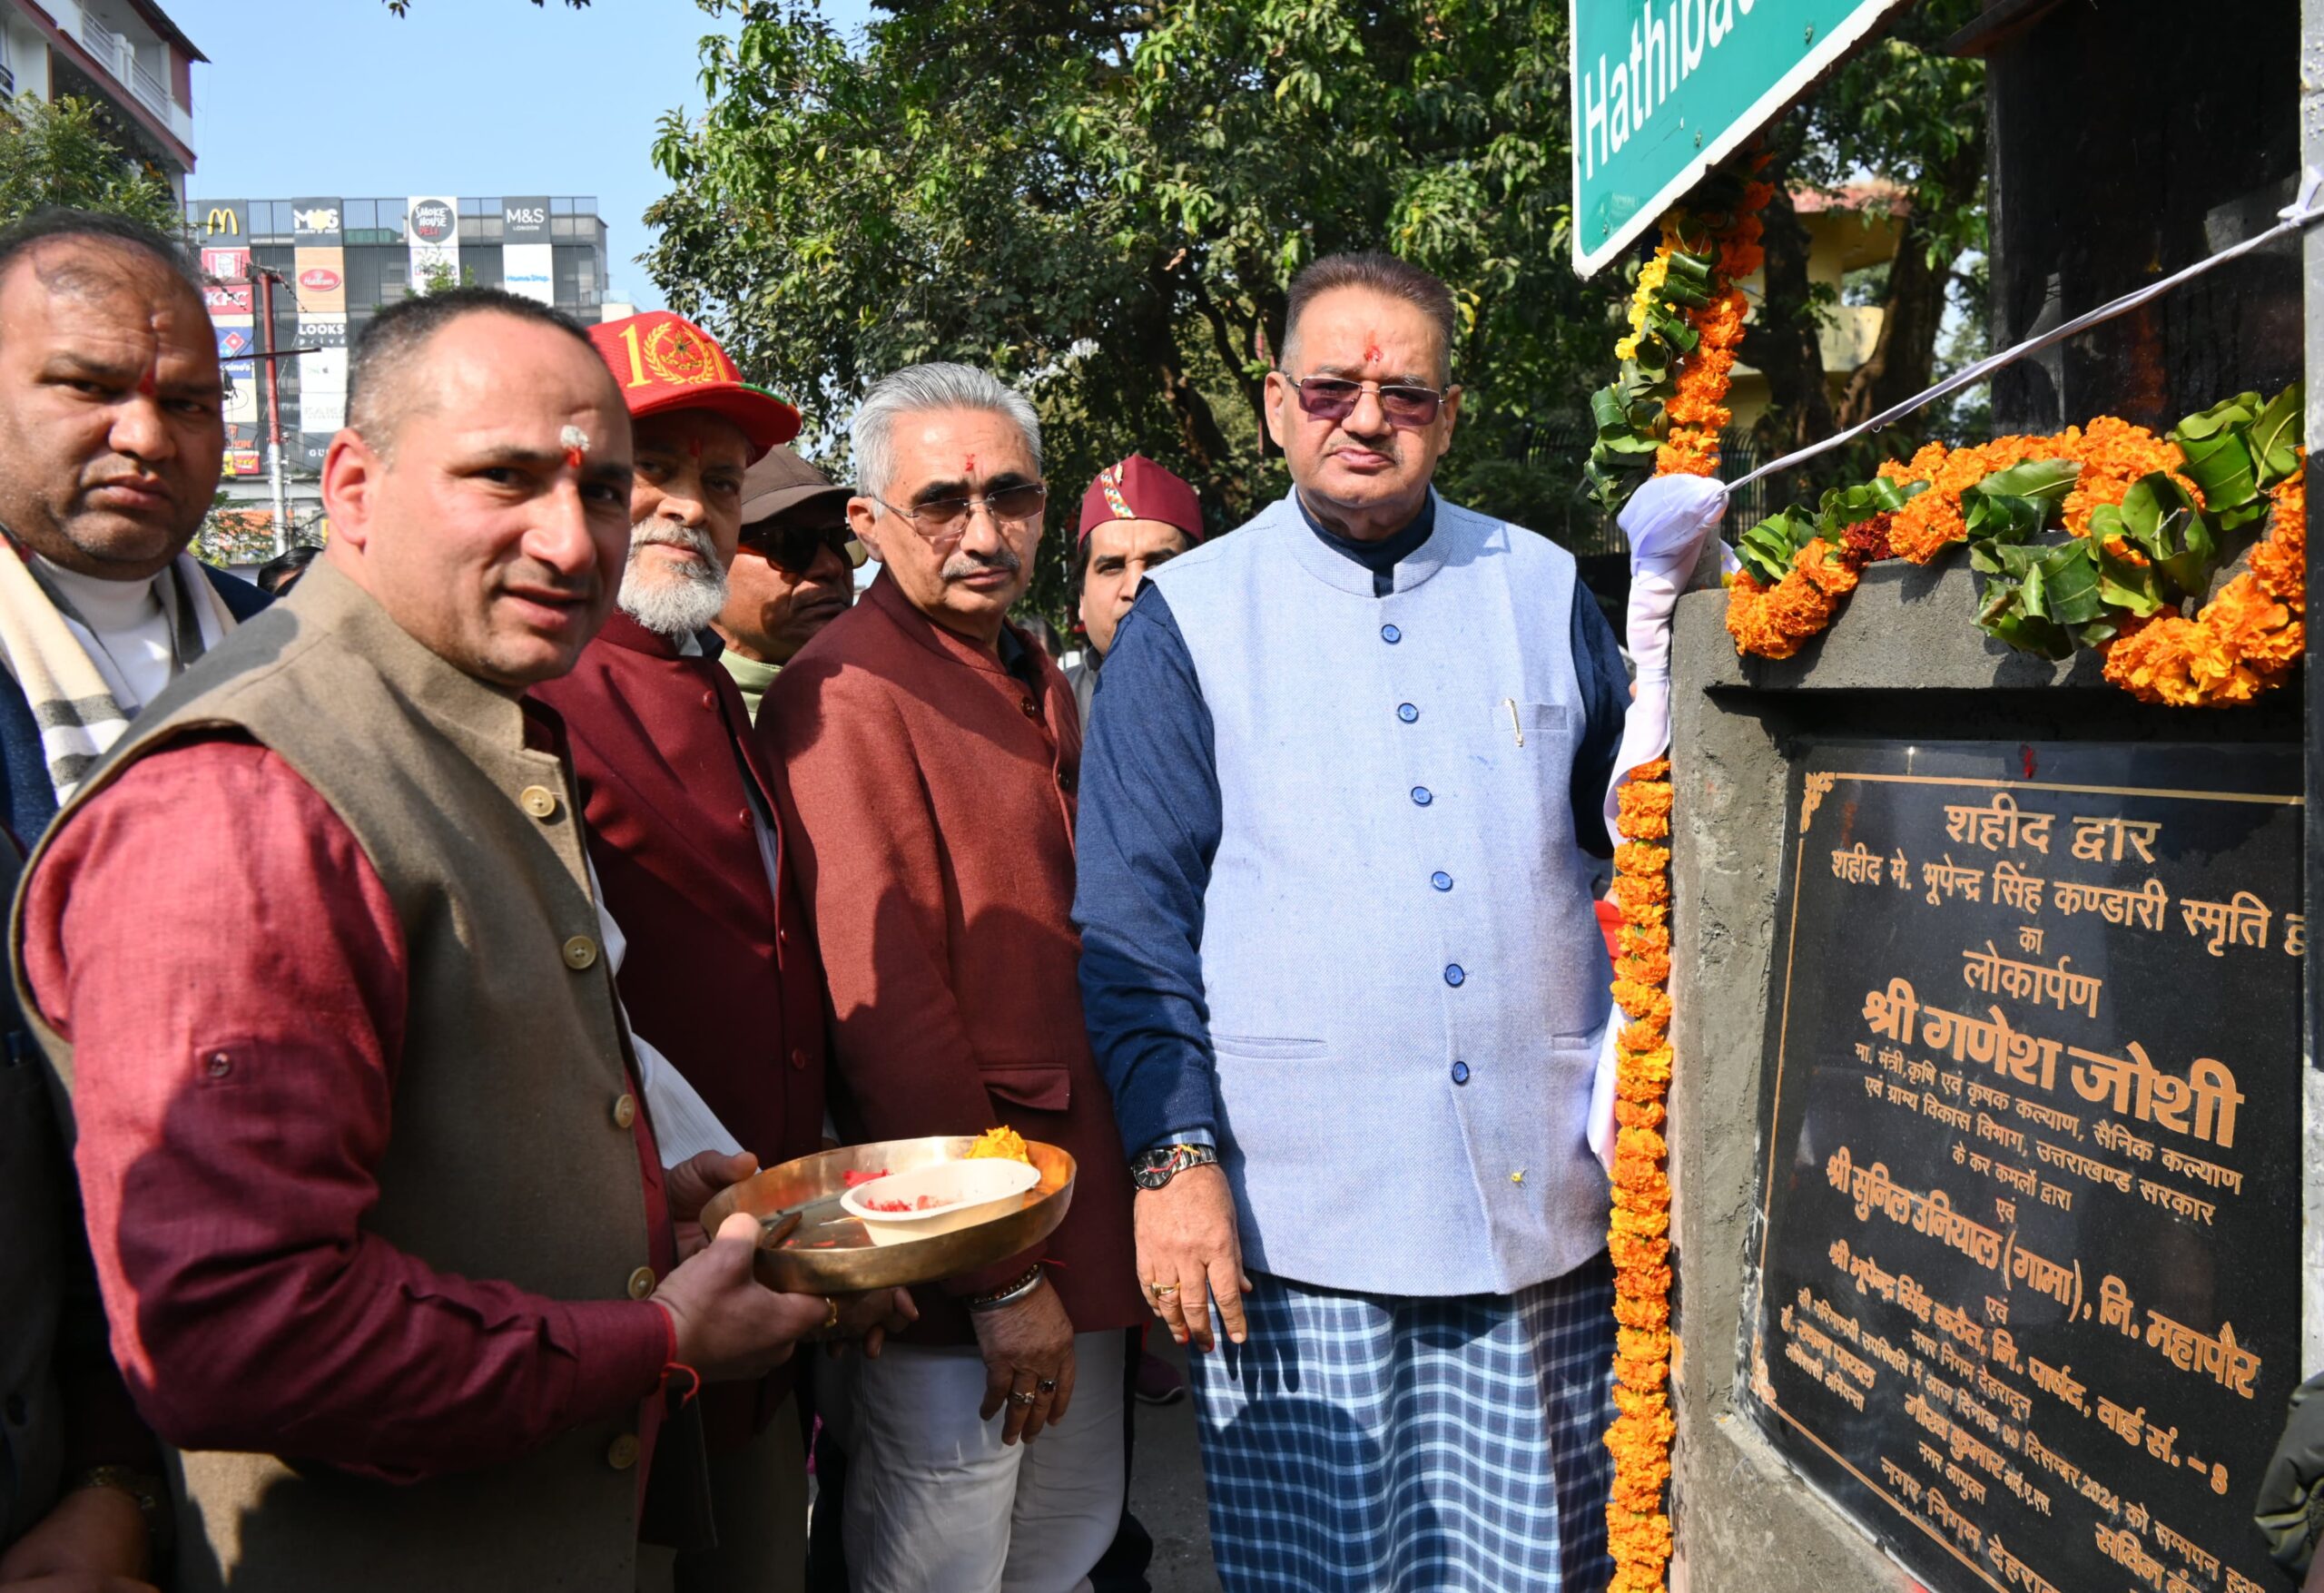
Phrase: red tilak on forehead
[
  {"left": 566, "top": 447, "right": 586, "bottom": 469},
  {"left": 1364, "top": 343, "right": 1384, "bottom": 365},
  {"left": 136, "top": 369, "right": 159, "bottom": 398},
  {"left": 964, "top": 455, "right": 978, "bottom": 475},
  {"left": 686, "top": 437, "right": 703, "bottom": 459}
]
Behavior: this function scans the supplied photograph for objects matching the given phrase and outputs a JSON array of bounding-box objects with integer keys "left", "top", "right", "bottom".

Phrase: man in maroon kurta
[
  {"left": 761, "top": 362, "right": 1141, "bottom": 1591},
  {"left": 13, "top": 290, "right": 846, "bottom": 1593},
  {"left": 531, "top": 310, "right": 830, "bottom": 1592}
]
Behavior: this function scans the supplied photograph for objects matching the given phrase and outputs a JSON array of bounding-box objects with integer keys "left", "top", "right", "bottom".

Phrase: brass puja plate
[{"left": 697, "top": 1136, "right": 1076, "bottom": 1294}]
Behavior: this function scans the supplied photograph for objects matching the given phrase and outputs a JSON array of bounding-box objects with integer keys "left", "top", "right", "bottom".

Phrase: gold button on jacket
[
  {"left": 625, "top": 1265, "right": 656, "bottom": 1301},
  {"left": 612, "top": 1093, "right": 636, "bottom": 1129},
  {"left": 606, "top": 1433, "right": 641, "bottom": 1470},
  {"left": 561, "top": 935, "right": 598, "bottom": 970},
  {"left": 519, "top": 785, "right": 559, "bottom": 820}
]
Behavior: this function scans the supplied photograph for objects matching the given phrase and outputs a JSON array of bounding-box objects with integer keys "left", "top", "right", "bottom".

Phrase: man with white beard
[{"left": 530, "top": 310, "right": 842, "bottom": 1593}]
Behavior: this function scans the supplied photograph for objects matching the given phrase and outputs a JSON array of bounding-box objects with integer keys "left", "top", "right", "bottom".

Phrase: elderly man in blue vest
[{"left": 1074, "top": 251, "right": 1629, "bottom": 1590}]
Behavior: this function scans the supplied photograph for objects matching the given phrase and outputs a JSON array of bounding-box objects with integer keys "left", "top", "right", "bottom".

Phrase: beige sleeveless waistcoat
[{"left": 15, "top": 559, "right": 693, "bottom": 1592}]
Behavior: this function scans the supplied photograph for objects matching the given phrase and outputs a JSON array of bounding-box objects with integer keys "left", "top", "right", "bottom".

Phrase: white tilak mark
[{"left": 559, "top": 425, "right": 592, "bottom": 454}]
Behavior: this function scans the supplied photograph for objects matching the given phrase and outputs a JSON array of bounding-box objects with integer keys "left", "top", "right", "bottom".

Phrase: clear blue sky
[{"left": 163, "top": 0, "right": 871, "bottom": 309}]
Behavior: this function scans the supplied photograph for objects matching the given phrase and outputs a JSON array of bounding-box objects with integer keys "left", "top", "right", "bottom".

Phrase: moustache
[
  {"left": 630, "top": 520, "right": 719, "bottom": 560},
  {"left": 940, "top": 547, "right": 1023, "bottom": 582},
  {"left": 499, "top": 560, "right": 597, "bottom": 605}
]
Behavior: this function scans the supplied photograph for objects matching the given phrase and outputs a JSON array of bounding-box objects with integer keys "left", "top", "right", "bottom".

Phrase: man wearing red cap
[
  {"left": 531, "top": 311, "right": 854, "bottom": 1592},
  {"left": 1064, "top": 455, "right": 1203, "bottom": 730}
]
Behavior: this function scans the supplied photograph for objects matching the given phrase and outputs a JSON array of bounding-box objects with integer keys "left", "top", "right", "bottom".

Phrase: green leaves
[
  {"left": 1737, "top": 506, "right": 1820, "bottom": 586},
  {"left": 0, "top": 93, "right": 181, "bottom": 239},
  {"left": 2171, "top": 392, "right": 2267, "bottom": 532},
  {"left": 1964, "top": 381, "right": 2303, "bottom": 660},
  {"left": 1581, "top": 241, "right": 1721, "bottom": 516},
  {"left": 1961, "top": 457, "right": 2101, "bottom": 658},
  {"left": 1810, "top": 474, "right": 1925, "bottom": 543}
]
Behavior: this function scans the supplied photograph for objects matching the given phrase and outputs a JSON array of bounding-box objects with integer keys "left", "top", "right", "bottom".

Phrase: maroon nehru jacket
[
  {"left": 531, "top": 613, "right": 826, "bottom": 1440},
  {"left": 758, "top": 574, "right": 1142, "bottom": 1344}
]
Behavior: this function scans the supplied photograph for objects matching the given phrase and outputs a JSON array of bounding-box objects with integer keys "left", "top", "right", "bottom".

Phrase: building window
[
  {"left": 553, "top": 245, "right": 599, "bottom": 309},
  {"left": 465, "top": 248, "right": 505, "bottom": 290},
  {"left": 343, "top": 245, "right": 385, "bottom": 309}
]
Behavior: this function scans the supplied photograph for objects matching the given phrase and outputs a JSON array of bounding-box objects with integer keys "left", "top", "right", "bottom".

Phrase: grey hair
[{"left": 852, "top": 362, "right": 1042, "bottom": 499}]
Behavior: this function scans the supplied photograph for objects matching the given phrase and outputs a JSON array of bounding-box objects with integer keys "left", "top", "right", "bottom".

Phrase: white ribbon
[{"left": 1590, "top": 473, "right": 1730, "bottom": 1174}]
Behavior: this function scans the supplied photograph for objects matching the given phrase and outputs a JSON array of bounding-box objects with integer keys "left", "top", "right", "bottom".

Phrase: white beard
[{"left": 619, "top": 522, "right": 729, "bottom": 638}]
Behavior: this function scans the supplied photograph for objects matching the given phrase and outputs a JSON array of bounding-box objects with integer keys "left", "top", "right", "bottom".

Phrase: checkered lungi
[{"left": 1187, "top": 1253, "right": 1616, "bottom": 1593}]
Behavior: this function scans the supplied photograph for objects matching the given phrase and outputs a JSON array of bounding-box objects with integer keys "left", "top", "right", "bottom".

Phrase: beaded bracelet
[{"left": 966, "top": 1265, "right": 1045, "bottom": 1313}]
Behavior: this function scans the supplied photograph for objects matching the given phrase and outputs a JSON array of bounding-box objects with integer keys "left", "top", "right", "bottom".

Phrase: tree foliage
[
  {"left": 645, "top": 0, "right": 1603, "bottom": 618},
  {"left": 0, "top": 93, "right": 182, "bottom": 238},
  {"left": 1749, "top": 0, "right": 1988, "bottom": 485}
]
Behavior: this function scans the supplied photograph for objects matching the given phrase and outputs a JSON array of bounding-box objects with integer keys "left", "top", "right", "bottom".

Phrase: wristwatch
[
  {"left": 73, "top": 1465, "right": 170, "bottom": 1557},
  {"left": 1131, "top": 1142, "right": 1219, "bottom": 1190}
]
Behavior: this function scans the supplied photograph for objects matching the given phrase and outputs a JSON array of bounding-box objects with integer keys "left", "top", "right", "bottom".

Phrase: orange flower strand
[
  {"left": 2102, "top": 455, "right": 2307, "bottom": 706},
  {"left": 1602, "top": 170, "right": 1764, "bottom": 1593}
]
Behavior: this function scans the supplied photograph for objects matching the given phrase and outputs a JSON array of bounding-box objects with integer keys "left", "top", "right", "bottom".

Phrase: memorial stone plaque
[{"left": 1743, "top": 740, "right": 2302, "bottom": 1593}]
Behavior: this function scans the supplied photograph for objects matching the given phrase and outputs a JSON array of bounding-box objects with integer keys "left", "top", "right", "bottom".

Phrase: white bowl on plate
[{"left": 840, "top": 1159, "right": 1042, "bottom": 1245}]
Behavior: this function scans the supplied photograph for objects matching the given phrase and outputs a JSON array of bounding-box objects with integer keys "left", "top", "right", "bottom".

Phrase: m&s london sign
[{"left": 1568, "top": 0, "right": 1908, "bottom": 277}]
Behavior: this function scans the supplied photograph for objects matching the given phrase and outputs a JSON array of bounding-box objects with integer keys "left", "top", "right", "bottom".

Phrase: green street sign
[{"left": 1569, "top": 0, "right": 1910, "bottom": 277}]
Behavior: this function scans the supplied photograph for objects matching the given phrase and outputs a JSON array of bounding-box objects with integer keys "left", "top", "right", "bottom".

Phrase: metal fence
[{"left": 1518, "top": 422, "right": 1775, "bottom": 557}]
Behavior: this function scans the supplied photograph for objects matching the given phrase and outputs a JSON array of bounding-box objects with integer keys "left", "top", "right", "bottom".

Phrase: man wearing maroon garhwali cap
[
  {"left": 1065, "top": 455, "right": 1203, "bottom": 729},
  {"left": 535, "top": 310, "right": 911, "bottom": 1592}
]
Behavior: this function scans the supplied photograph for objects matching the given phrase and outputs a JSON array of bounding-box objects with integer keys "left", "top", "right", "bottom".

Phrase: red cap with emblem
[
  {"left": 1078, "top": 455, "right": 1204, "bottom": 544},
  {"left": 586, "top": 310, "right": 802, "bottom": 462}
]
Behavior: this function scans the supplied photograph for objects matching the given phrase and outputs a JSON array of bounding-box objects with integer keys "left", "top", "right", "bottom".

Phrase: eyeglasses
[
  {"left": 739, "top": 519, "right": 868, "bottom": 575},
  {"left": 1283, "top": 375, "right": 1450, "bottom": 428},
  {"left": 873, "top": 481, "right": 1048, "bottom": 543}
]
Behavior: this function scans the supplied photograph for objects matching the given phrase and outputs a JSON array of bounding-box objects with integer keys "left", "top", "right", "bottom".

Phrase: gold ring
[
  {"left": 822, "top": 1297, "right": 841, "bottom": 1331},
  {"left": 1149, "top": 1283, "right": 1179, "bottom": 1302}
]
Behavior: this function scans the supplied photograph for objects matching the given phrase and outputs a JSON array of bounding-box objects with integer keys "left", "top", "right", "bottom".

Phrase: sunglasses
[
  {"left": 875, "top": 481, "right": 1049, "bottom": 544},
  {"left": 1283, "top": 375, "right": 1449, "bottom": 428},
  {"left": 740, "top": 518, "right": 868, "bottom": 575}
]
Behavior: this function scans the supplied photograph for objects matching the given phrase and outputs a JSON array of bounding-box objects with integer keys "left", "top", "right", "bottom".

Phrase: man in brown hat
[{"left": 714, "top": 446, "right": 862, "bottom": 723}]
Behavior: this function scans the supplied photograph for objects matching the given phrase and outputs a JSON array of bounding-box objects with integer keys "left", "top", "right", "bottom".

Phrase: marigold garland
[
  {"left": 1721, "top": 392, "right": 2306, "bottom": 707},
  {"left": 1598, "top": 166, "right": 1768, "bottom": 1593},
  {"left": 1606, "top": 756, "right": 1679, "bottom": 1593},
  {"left": 2102, "top": 461, "right": 2306, "bottom": 705}
]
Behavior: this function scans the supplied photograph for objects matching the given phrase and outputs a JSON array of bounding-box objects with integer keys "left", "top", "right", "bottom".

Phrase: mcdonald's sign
[{"left": 197, "top": 202, "right": 249, "bottom": 240}]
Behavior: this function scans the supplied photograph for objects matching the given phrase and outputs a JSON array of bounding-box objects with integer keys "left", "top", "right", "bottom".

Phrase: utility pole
[{"left": 255, "top": 267, "right": 290, "bottom": 557}]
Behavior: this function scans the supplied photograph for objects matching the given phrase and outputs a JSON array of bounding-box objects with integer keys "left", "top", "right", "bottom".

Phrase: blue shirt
[{"left": 1075, "top": 492, "right": 1626, "bottom": 1156}]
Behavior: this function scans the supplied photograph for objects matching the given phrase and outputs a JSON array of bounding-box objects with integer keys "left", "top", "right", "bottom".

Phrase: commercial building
[
  {"left": 184, "top": 194, "right": 614, "bottom": 516},
  {"left": 0, "top": 1, "right": 202, "bottom": 194}
]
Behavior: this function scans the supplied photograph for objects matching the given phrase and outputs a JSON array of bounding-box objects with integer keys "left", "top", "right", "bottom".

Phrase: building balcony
[{"left": 25, "top": 0, "right": 197, "bottom": 153}]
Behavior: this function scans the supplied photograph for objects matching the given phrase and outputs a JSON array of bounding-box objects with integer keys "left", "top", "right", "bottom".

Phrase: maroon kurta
[
  {"left": 760, "top": 574, "right": 1141, "bottom": 1345},
  {"left": 18, "top": 737, "right": 675, "bottom": 1484},
  {"left": 532, "top": 613, "right": 826, "bottom": 1444}
]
